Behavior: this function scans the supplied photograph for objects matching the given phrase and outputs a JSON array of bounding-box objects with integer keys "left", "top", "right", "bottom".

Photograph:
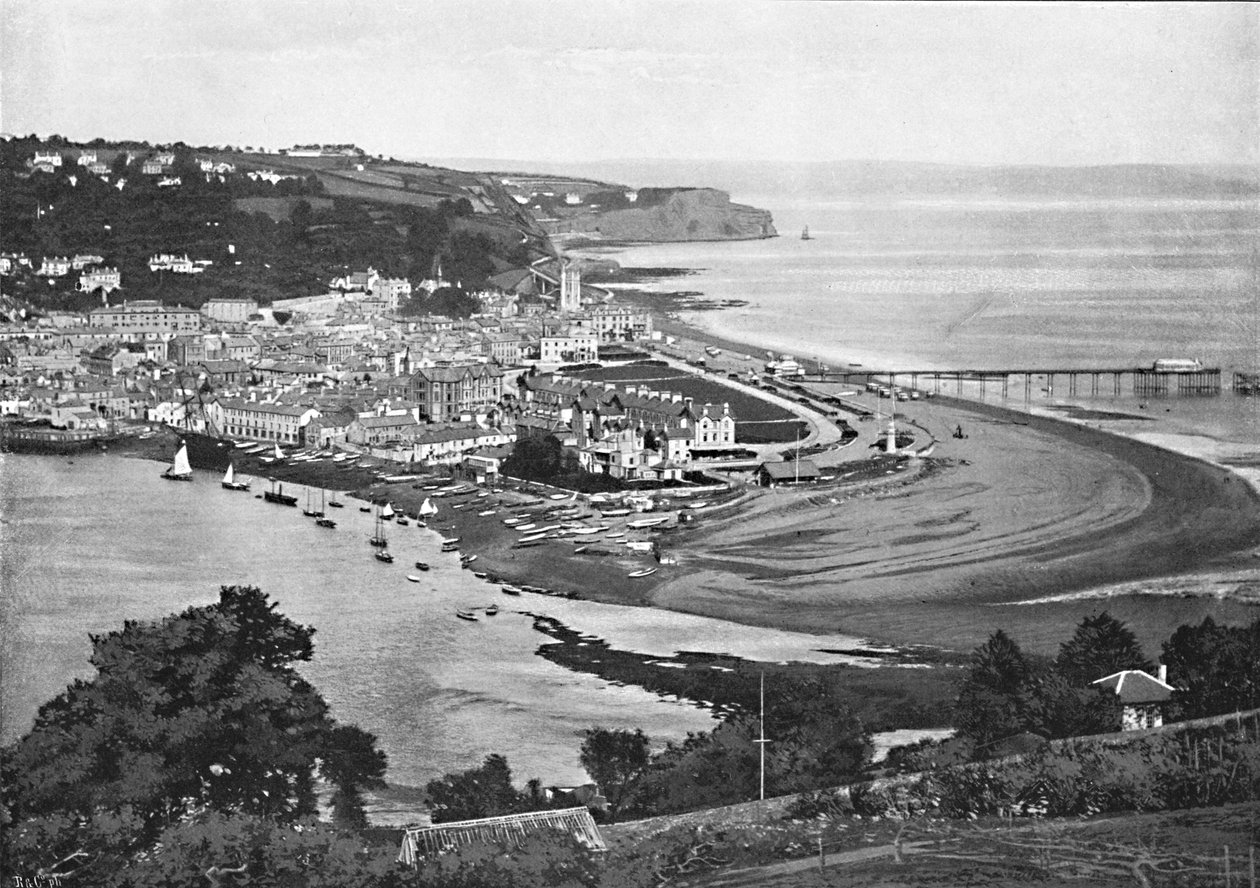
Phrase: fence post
[{"left": 817, "top": 837, "right": 825, "bottom": 871}]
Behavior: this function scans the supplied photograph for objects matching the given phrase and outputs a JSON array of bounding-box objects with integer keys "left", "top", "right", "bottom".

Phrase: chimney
[
  {"left": 604, "top": 382, "right": 615, "bottom": 391},
  {"left": 672, "top": 392, "right": 682, "bottom": 403},
  {"left": 1158, "top": 663, "right": 1167, "bottom": 684},
  {"left": 625, "top": 385, "right": 637, "bottom": 396},
  {"left": 683, "top": 397, "right": 693, "bottom": 411}
]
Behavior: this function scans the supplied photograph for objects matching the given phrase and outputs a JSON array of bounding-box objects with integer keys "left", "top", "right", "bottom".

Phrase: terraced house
[
  {"left": 407, "top": 362, "right": 505, "bottom": 422},
  {"left": 219, "top": 398, "right": 320, "bottom": 444}
]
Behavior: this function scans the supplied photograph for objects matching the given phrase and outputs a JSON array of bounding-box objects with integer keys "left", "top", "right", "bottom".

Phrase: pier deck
[{"left": 816, "top": 366, "right": 1223, "bottom": 399}]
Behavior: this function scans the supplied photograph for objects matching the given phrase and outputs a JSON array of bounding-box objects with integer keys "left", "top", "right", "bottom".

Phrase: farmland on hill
[{"left": 0, "top": 136, "right": 552, "bottom": 313}]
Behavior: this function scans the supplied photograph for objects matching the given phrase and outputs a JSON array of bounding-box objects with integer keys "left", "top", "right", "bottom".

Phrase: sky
[{"left": 2, "top": 1, "right": 1257, "bottom": 166}]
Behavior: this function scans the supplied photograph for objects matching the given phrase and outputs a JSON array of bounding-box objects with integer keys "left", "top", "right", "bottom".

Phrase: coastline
[{"left": 124, "top": 293, "right": 1260, "bottom": 658}]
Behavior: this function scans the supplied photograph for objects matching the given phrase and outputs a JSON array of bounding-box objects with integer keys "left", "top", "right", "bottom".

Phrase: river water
[{"left": 0, "top": 454, "right": 879, "bottom": 789}]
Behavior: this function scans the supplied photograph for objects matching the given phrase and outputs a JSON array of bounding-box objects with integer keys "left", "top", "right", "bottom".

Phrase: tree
[
  {"left": 1022, "top": 669, "right": 1120, "bottom": 739},
  {"left": 0, "top": 586, "right": 387, "bottom": 881},
  {"left": 954, "top": 630, "right": 1032, "bottom": 745},
  {"left": 580, "top": 729, "right": 651, "bottom": 821},
  {"left": 1055, "top": 612, "right": 1153, "bottom": 687},
  {"left": 424, "top": 754, "right": 528, "bottom": 823},
  {"left": 1162, "top": 616, "right": 1260, "bottom": 719}
]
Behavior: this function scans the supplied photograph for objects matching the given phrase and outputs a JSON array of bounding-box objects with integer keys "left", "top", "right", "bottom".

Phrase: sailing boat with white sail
[
  {"left": 221, "top": 462, "right": 250, "bottom": 491},
  {"left": 161, "top": 442, "right": 193, "bottom": 482}
]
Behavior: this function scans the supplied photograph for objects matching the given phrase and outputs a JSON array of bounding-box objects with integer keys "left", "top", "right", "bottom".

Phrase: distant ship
[{"left": 801, "top": 226, "right": 812, "bottom": 241}]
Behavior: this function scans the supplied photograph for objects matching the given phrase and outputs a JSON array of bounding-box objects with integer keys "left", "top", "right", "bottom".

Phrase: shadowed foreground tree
[
  {"left": 1162, "top": 615, "right": 1260, "bottom": 718},
  {"left": 0, "top": 585, "right": 386, "bottom": 882},
  {"left": 954, "top": 629, "right": 1032, "bottom": 745},
  {"left": 1054, "top": 611, "right": 1153, "bottom": 687}
]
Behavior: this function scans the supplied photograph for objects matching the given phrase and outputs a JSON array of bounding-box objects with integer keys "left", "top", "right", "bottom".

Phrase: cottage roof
[
  {"left": 759, "top": 460, "right": 820, "bottom": 480},
  {"left": 219, "top": 398, "right": 318, "bottom": 417},
  {"left": 1091, "top": 670, "right": 1174, "bottom": 705},
  {"left": 356, "top": 414, "right": 421, "bottom": 429}
]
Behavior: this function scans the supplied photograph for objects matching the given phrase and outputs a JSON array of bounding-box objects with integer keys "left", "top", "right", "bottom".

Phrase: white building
[
  {"left": 38, "top": 257, "right": 71, "bottom": 277},
  {"left": 77, "top": 267, "right": 122, "bottom": 295}
]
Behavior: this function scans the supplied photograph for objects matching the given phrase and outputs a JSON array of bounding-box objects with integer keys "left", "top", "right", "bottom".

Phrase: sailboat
[
  {"left": 314, "top": 490, "right": 336, "bottom": 527},
  {"left": 273, "top": 442, "right": 285, "bottom": 460},
  {"left": 381, "top": 502, "right": 395, "bottom": 520},
  {"left": 801, "top": 225, "right": 812, "bottom": 241},
  {"left": 369, "top": 510, "right": 389, "bottom": 548},
  {"left": 161, "top": 442, "right": 193, "bottom": 482},
  {"left": 303, "top": 488, "right": 324, "bottom": 518},
  {"left": 221, "top": 462, "right": 250, "bottom": 491},
  {"left": 419, "top": 497, "right": 438, "bottom": 519}
]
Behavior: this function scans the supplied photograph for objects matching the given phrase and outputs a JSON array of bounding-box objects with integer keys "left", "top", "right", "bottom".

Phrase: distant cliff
[{"left": 541, "top": 188, "right": 776, "bottom": 243}]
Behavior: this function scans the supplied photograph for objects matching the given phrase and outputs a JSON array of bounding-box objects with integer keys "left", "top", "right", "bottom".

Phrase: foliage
[
  {"left": 423, "top": 754, "right": 558, "bottom": 824},
  {"left": 953, "top": 630, "right": 1032, "bottom": 745},
  {"left": 1162, "top": 615, "right": 1260, "bottom": 719},
  {"left": 400, "top": 286, "right": 481, "bottom": 319},
  {"left": 414, "top": 832, "right": 617, "bottom": 888},
  {"left": 1054, "top": 611, "right": 1153, "bottom": 687},
  {"left": 112, "top": 812, "right": 407, "bottom": 888},
  {"left": 620, "top": 677, "right": 871, "bottom": 818},
  {"left": 0, "top": 586, "right": 386, "bottom": 882},
  {"left": 579, "top": 729, "right": 650, "bottom": 821}
]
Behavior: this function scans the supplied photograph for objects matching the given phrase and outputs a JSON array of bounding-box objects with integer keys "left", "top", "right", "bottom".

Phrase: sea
[{"left": 4, "top": 160, "right": 1260, "bottom": 794}]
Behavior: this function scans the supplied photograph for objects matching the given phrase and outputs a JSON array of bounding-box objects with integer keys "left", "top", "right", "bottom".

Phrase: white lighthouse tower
[{"left": 559, "top": 260, "right": 581, "bottom": 314}]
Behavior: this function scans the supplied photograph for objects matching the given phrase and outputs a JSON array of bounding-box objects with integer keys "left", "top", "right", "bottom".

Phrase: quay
[{"left": 816, "top": 366, "right": 1223, "bottom": 399}]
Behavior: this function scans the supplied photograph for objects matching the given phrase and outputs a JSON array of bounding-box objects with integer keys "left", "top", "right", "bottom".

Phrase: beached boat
[
  {"left": 627, "top": 517, "right": 668, "bottom": 529},
  {"left": 359, "top": 505, "right": 371, "bottom": 513},
  {"left": 478, "top": 509, "right": 496, "bottom": 517},
  {"left": 374, "top": 550, "right": 394, "bottom": 563},
  {"left": 573, "top": 545, "right": 588, "bottom": 554},
  {"left": 460, "top": 553, "right": 478, "bottom": 565},
  {"left": 315, "top": 517, "right": 337, "bottom": 529},
  {"left": 483, "top": 604, "right": 498, "bottom": 615},
  {"left": 628, "top": 568, "right": 658, "bottom": 578},
  {"left": 396, "top": 516, "right": 410, "bottom": 526},
  {"left": 414, "top": 561, "right": 430, "bottom": 571},
  {"left": 406, "top": 574, "right": 422, "bottom": 583},
  {"left": 501, "top": 584, "right": 522, "bottom": 595},
  {"left": 221, "top": 462, "right": 249, "bottom": 491},
  {"left": 473, "top": 571, "right": 488, "bottom": 579},
  {"left": 264, "top": 479, "right": 298, "bottom": 506},
  {"left": 517, "top": 532, "right": 547, "bottom": 544},
  {"left": 441, "top": 537, "right": 461, "bottom": 547},
  {"left": 328, "top": 496, "right": 344, "bottom": 508},
  {"left": 455, "top": 610, "right": 478, "bottom": 622},
  {"left": 234, "top": 440, "right": 255, "bottom": 450},
  {"left": 549, "top": 493, "right": 571, "bottom": 500},
  {"left": 161, "top": 443, "right": 194, "bottom": 482},
  {"left": 801, "top": 225, "right": 812, "bottom": 241},
  {"left": 600, "top": 508, "right": 632, "bottom": 517}
]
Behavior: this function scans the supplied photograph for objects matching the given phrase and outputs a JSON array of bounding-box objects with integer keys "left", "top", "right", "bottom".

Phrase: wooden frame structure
[{"left": 398, "top": 806, "right": 606, "bottom": 865}]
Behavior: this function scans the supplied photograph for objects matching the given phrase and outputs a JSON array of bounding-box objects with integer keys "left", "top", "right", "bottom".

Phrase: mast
[{"left": 753, "top": 671, "right": 771, "bottom": 801}]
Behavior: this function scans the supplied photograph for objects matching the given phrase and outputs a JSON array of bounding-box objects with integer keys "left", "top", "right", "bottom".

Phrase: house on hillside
[{"left": 1092, "top": 667, "right": 1175, "bottom": 731}]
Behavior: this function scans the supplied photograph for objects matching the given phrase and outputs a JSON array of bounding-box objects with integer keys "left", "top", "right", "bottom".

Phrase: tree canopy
[
  {"left": 1, "top": 585, "right": 386, "bottom": 881},
  {"left": 1055, "top": 611, "right": 1153, "bottom": 686}
]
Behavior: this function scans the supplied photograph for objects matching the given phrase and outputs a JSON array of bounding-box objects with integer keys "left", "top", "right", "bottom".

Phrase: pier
[{"left": 817, "top": 366, "right": 1223, "bottom": 400}]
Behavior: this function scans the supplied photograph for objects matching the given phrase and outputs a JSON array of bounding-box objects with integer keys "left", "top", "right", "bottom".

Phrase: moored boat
[
  {"left": 628, "top": 567, "right": 658, "bottom": 578},
  {"left": 264, "top": 479, "right": 298, "bottom": 506},
  {"left": 374, "top": 550, "right": 394, "bottom": 563},
  {"left": 414, "top": 561, "right": 430, "bottom": 571},
  {"left": 315, "top": 517, "right": 337, "bottom": 529},
  {"left": 406, "top": 574, "right": 422, "bottom": 583},
  {"left": 483, "top": 604, "right": 499, "bottom": 616},
  {"left": 455, "top": 610, "right": 478, "bottom": 622}
]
